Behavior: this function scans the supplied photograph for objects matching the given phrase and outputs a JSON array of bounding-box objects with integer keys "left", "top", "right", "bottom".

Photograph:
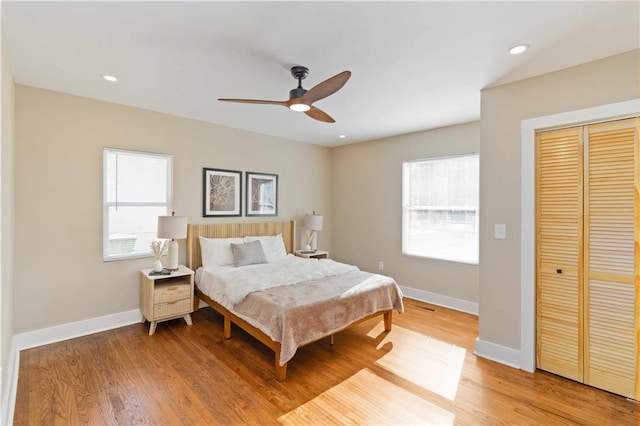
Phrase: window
[
  {"left": 402, "top": 153, "right": 479, "bottom": 264},
  {"left": 103, "top": 148, "right": 172, "bottom": 261}
]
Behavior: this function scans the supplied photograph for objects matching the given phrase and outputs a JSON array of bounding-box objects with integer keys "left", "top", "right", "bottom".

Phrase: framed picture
[
  {"left": 203, "top": 168, "right": 242, "bottom": 217},
  {"left": 246, "top": 172, "right": 278, "bottom": 216}
]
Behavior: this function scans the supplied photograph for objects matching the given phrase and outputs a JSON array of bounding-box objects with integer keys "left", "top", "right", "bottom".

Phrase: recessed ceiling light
[
  {"left": 339, "top": 135, "right": 346, "bottom": 139},
  {"left": 102, "top": 74, "right": 118, "bottom": 82},
  {"left": 509, "top": 44, "right": 529, "bottom": 55}
]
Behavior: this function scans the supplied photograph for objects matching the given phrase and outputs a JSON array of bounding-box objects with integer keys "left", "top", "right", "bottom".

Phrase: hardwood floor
[{"left": 14, "top": 299, "right": 640, "bottom": 425}]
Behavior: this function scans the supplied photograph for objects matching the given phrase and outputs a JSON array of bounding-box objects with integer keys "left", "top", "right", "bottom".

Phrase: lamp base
[
  {"left": 165, "top": 240, "right": 179, "bottom": 271},
  {"left": 305, "top": 230, "right": 317, "bottom": 252}
]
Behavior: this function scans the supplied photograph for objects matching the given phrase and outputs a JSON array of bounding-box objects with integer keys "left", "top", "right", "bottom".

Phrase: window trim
[
  {"left": 102, "top": 147, "right": 173, "bottom": 262},
  {"left": 402, "top": 153, "right": 479, "bottom": 265}
]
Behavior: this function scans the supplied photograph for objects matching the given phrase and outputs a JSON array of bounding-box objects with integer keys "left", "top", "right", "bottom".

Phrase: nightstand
[
  {"left": 140, "top": 265, "right": 194, "bottom": 335},
  {"left": 294, "top": 249, "right": 329, "bottom": 259}
]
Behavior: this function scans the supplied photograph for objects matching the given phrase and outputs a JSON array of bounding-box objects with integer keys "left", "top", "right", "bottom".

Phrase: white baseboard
[
  {"left": 3, "top": 309, "right": 142, "bottom": 425},
  {"left": 401, "top": 287, "right": 523, "bottom": 370},
  {"left": 400, "top": 285, "right": 479, "bottom": 315},
  {"left": 14, "top": 309, "right": 142, "bottom": 351},
  {"left": 1, "top": 337, "right": 18, "bottom": 426},
  {"left": 474, "top": 337, "right": 521, "bottom": 369}
]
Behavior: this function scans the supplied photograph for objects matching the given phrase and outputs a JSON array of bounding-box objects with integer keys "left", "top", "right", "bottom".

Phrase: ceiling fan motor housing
[
  {"left": 289, "top": 87, "right": 307, "bottom": 99},
  {"left": 289, "top": 66, "right": 309, "bottom": 100}
]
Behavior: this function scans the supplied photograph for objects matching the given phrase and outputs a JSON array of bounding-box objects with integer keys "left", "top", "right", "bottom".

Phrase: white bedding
[
  {"left": 195, "top": 257, "right": 404, "bottom": 366},
  {"left": 197, "top": 254, "right": 358, "bottom": 308}
]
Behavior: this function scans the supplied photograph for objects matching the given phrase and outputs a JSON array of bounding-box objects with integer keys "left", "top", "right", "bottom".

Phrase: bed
[{"left": 186, "top": 220, "right": 404, "bottom": 380}]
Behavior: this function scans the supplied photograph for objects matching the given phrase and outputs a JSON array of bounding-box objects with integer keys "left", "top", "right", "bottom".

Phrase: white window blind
[
  {"left": 402, "top": 153, "right": 479, "bottom": 264},
  {"left": 103, "top": 148, "right": 173, "bottom": 261}
]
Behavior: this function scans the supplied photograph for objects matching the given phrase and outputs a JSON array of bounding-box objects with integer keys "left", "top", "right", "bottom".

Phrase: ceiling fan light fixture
[{"left": 289, "top": 102, "right": 310, "bottom": 112}]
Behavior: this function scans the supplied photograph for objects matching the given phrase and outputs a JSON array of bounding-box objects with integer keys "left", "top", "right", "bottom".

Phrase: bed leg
[
  {"left": 330, "top": 334, "right": 335, "bottom": 345},
  {"left": 275, "top": 352, "right": 287, "bottom": 381},
  {"left": 384, "top": 311, "right": 392, "bottom": 331},
  {"left": 224, "top": 317, "right": 231, "bottom": 339},
  {"left": 193, "top": 296, "right": 199, "bottom": 312}
]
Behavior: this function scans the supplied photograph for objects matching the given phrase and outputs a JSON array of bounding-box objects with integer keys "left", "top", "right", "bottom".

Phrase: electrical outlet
[{"left": 378, "top": 261, "right": 384, "bottom": 270}]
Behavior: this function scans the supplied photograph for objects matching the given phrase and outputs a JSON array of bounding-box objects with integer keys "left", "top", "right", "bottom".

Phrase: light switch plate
[{"left": 495, "top": 224, "right": 507, "bottom": 239}]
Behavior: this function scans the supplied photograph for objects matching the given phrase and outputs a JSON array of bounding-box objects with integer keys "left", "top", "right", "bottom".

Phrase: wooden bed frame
[{"left": 186, "top": 220, "right": 392, "bottom": 381}]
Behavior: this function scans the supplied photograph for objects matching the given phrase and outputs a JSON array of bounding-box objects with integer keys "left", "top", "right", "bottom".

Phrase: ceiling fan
[{"left": 218, "top": 66, "right": 351, "bottom": 123}]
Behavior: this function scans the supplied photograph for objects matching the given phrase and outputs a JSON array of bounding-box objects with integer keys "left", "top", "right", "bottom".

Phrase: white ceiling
[{"left": 2, "top": 1, "right": 639, "bottom": 147}]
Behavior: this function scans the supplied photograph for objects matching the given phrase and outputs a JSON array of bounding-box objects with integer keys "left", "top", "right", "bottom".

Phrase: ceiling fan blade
[
  {"left": 305, "top": 106, "right": 335, "bottom": 123},
  {"left": 302, "top": 71, "right": 351, "bottom": 104},
  {"left": 218, "top": 98, "right": 288, "bottom": 106}
]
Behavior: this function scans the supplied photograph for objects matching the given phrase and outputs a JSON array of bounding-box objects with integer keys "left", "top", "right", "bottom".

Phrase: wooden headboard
[{"left": 186, "top": 220, "right": 296, "bottom": 270}]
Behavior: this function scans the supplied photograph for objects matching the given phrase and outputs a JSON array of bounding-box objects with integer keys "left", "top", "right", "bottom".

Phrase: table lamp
[
  {"left": 157, "top": 212, "right": 188, "bottom": 270},
  {"left": 303, "top": 212, "right": 323, "bottom": 251}
]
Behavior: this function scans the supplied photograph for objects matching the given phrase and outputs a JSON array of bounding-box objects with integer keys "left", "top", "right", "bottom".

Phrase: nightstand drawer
[
  {"left": 154, "top": 282, "right": 191, "bottom": 304},
  {"left": 154, "top": 297, "right": 191, "bottom": 319}
]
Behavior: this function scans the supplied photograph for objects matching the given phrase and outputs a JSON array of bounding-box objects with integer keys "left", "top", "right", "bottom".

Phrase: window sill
[
  {"left": 402, "top": 251, "right": 479, "bottom": 265},
  {"left": 103, "top": 252, "right": 154, "bottom": 262}
]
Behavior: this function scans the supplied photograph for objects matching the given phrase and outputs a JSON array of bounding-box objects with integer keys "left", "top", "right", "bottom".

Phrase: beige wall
[
  {"left": 479, "top": 49, "right": 639, "bottom": 349},
  {"left": 13, "top": 85, "right": 331, "bottom": 333},
  {"left": 331, "top": 121, "right": 480, "bottom": 303},
  {"left": 1, "top": 17, "right": 16, "bottom": 410}
]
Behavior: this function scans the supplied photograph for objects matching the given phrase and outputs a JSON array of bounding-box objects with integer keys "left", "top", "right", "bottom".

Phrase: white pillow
[
  {"left": 199, "top": 236, "right": 244, "bottom": 267},
  {"left": 244, "top": 233, "right": 287, "bottom": 262}
]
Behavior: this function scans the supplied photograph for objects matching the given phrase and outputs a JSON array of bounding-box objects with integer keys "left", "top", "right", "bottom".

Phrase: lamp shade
[
  {"left": 303, "top": 213, "right": 323, "bottom": 231},
  {"left": 157, "top": 215, "right": 188, "bottom": 240}
]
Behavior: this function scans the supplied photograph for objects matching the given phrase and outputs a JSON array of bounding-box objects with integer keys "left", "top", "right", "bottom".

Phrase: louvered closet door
[
  {"left": 536, "top": 127, "right": 584, "bottom": 381},
  {"left": 584, "top": 118, "right": 639, "bottom": 399}
]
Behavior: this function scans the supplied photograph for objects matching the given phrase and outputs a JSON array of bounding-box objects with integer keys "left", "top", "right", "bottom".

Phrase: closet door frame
[{"left": 520, "top": 99, "right": 640, "bottom": 374}]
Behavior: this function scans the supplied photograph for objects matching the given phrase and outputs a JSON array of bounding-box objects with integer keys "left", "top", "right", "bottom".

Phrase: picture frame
[
  {"left": 246, "top": 172, "right": 278, "bottom": 216},
  {"left": 203, "top": 168, "right": 242, "bottom": 217}
]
